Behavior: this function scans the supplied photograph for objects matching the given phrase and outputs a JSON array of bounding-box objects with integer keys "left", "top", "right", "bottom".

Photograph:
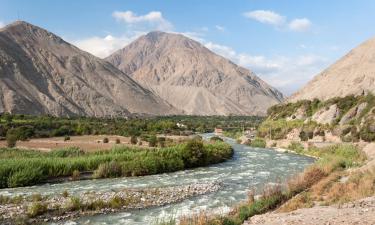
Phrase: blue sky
[{"left": 1, "top": 0, "right": 375, "bottom": 95}]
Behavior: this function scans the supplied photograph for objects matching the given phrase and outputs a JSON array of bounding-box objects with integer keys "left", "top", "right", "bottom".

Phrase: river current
[{"left": 0, "top": 134, "right": 314, "bottom": 224}]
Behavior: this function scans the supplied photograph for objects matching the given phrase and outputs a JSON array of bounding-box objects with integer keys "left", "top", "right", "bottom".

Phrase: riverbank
[
  {"left": 245, "top": 143, "right": 375, "bottom": 225},
  {"left": 0, "top": 139, "right": 233, "bottom": 188},
  {"left": 0, "top": 182, "right": 221, "bottom": 224},
  {"left": 158, "top": 143, "right": 367, "bottom": 225}
]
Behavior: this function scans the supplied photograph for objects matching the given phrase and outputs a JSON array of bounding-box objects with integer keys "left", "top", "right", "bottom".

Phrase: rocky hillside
[
  {"left": 0, "top": 21, "right": 176, "bottom": 117},
  {"left": 289, "top": 36, "right": 375, "bottom": 102},
  {"left": 106, "top": 31, "right": 283, "bottom": 116},
  {"left": 258, "top": 94, "right": 375, "bottom": 143}
]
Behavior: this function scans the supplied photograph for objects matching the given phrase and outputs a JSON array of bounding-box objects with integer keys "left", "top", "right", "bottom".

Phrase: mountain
[
  {"left": 106, "top": 31, "right": 283, "bottom": 116},
  {"left": 289, "top": 36, "right": 375, "bottom": 102},
  {"left": 0, "top": 21, "right": 176, "bottom": 117}
]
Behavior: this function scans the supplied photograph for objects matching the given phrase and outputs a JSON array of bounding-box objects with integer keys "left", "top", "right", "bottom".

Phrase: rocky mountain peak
[{"left": 106, "top": 31, "right": 283, "bottom": 115}]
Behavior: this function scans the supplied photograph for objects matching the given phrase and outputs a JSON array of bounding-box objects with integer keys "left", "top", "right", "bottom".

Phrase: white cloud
[
  {"left": 288, "top": 18, "right": 312, "bottom": 32},
  {"left": 72, "top": 33, "right": 143, "bottom": 58},
  {"left": 203, "top": 41, "right": 328, "bottom": 95},
  {"left": 112, "top": 11, "right": 173, "bottom": 31},
  {"left": 243, "top": 10, "right": 286, "bottom": 26},
  {"left": 215, "top": 25, "right": 225, "bottom": 32},
  {"left": 0, "top": 21, "right": 5, "bottom": 28},
  {"left": 244, "top": 10, "right": 312, "bottom": 32}
]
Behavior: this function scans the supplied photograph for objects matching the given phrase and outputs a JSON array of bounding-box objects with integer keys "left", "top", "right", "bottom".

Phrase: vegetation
[
  {"left": 0, "top": 114, "right": 263, "bottom": 141},
  {"left": 157, "top": 144, "right": 366, "bottom": 225},
  {"left": 258, "top": 94, "right": 375, "bottom": 143},
  {"left": 0, "top": 140, "right": 233, "bottom": 188},
  {"left": 248, "top": 138, "right": 266, "bottom": 148}
]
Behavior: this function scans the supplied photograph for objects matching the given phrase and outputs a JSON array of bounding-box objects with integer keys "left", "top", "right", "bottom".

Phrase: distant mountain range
[
  {"left": 0, "top": 21, "right": 283, "bottom": 117},
  {"left": 289, "top": 36, "right": 375, "bottom": 102}
]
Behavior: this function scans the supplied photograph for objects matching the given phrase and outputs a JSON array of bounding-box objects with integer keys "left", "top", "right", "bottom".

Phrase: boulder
[
  {"left": 312, "top": 104, "right": 340, "bottom": 125},
  {"left": 339, "top": 102, "right": 368, "bottom": 125}
]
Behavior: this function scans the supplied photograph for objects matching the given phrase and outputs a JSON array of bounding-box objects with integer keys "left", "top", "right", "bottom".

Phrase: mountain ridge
[
  {"left": 106, "top": 31, "right": 284, "bottom": 116},
  {"left": 0, "top": 21, "right": 177, "bottom": 117},
  {"left": 289, "top": 36, "right": 375, "bottom": 102}
]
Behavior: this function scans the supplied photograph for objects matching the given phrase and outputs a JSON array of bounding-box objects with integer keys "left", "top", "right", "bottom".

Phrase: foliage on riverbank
[
  {"left": 0, "top": 114, "right": 263, "bottom": 144},
  {"left": 0, "top": 140, "right": 233, "bottom": 188},
  {"left": 157, "top": 144, "right": 366, "bottom": 225},
  {"left": 257, "top": 94, "right": 375, "bottom": 143}
]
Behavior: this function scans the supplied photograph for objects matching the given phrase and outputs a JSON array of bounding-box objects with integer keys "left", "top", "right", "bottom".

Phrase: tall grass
[{"left": 0, "top": 140, "right": 233, "bottom": 188}]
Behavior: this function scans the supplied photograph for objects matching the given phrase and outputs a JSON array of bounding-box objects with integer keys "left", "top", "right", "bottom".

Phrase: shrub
[
  {"left": 66, "top": 196, "right": 81, "bottom": 211},
  {"left": 148, "top": 135, "right": 157, "bottom": 147},
  {"left": 299, "top": 130, "right": 308, "bottom": 141},
  {"left": 158, "top": 137, "right": 166, "bottom": 147},
  {"left": 103, "top": 137, "right": 109, "bottom": 143},
  {"left": 210, "top": 136, "right": 224, "bottom": 142},
  {"left": 288, "top": 142, "right": 304, "bottom": 153},
  {"left": 93, "top": 161, "right": 122, "bottom": 178},
  {"left": 72, "top": 170, "right": 80, "bottom": 180},
  {"left": 27, "top": 201, "right": 48, "bottom": 218},
  {"left": 182, "top": 139, "right": 206, "bottom": 168},
  {"left": 249, "top": 138, "right": 266, "bottom": 148},
  {"left": 64, "top": 136, "right": 71, "bottom": 141},
  {"left": 6, "top": 132, "right": 17, "bottom": 148},
  {"left": 115, "top": 138, "right": 121, "bottom": 144},
  {"left": 62, "top": 190, "right": 69, "bottom": 198},
  {"left": 130, "top": 136, "right": 137, "bottom": 145}
]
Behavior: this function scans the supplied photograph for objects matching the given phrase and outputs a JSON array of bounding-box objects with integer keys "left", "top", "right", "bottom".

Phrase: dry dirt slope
[
  {"left": 106, "top": 31, "right": 284, "bottom": 116},
  {"left": 0, "top": 21, "right": 177, "bottom": 117},
  {"left": 289, "top": 36, "right": 375, "bottom": 102}
]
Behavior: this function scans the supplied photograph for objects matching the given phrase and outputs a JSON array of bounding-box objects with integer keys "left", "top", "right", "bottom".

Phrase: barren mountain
[
  {"left": 106, "top": 31, "right": 283, "bottom": 115},
  {"left": 289, "top": 36, "right": 375, "bottom": 102},
  {"left": 0, "top": 21, "right": 176, "bottom": 117}
]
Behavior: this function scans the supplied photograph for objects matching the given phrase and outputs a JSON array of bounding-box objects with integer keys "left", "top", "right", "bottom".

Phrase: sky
[{"left": 1, "top": 0, "right": 375, "bottom": 95}]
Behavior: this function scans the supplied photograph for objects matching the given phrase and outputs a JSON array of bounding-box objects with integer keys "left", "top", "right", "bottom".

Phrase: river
[{"left": 0, "top": 134, "right": 314, "bottom": 224}]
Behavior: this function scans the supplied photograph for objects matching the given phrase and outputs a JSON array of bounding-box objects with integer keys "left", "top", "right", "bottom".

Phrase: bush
[
  {"left": 72, "top": 170, "right": 80, "bottom": 180},
  {"left": 27, "top": 201, "right": 48, "bottom": 218},
  {"left": 148, "top": 135, "right": 157, "bottom": 147},
  {"left": 288, "top": 142, "right": 304, "bottom": 153},
  {"left": 210, "top": 136, "right": 224, "bottom": 142},
  {"left": 93, "top": 161, "right": 122, "bottom": 178},
  {"left": 66, "top": 196, "right": 81, "bottom": 211},
  {"left": 249, "top": 138, "right": 266, "bottom": 148},
  {"left": 115, "top": 138, "right": 121, "bottom": 144},
  {"left": 182, "top": 139, "right": 206, "bottom": 167},
  {"left": 299, "top": 130, "right": 308, "bottom": 141},
  {"left": 64, "top": 136, "right": 71, "bottom": 141},
  {"left": 103, "top": 137, "right": 109, "bottom": 143},
  {"left": 130, "top": 136, "right": 137, "bottom": 145},
  {"left": 6, "top": 132, "right": 17, "bottom": 148}
]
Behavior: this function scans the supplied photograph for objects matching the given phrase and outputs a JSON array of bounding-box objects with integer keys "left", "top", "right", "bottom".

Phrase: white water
[{"left": 0, "top": 134, "right": 314, "bottom": 224}]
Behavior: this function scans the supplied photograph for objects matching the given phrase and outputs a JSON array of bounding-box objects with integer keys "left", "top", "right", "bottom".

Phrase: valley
[{"left": 1, "top": 2, "right": 375, "bottom": 224}]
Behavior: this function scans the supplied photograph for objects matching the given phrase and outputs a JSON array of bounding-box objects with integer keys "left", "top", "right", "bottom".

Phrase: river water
[{"left": 0, "top": 134, "right": 314, "bottom": 224}]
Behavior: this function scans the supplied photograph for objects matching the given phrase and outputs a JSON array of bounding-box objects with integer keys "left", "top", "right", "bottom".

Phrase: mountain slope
[
  {"left": 289, "top": 36, "right": 375, "bottom": 102},
  {"left": 0, "top": 21, "right": 176, "bottom": 117},
  {"left": 106, "top": 31, "right": 283, "bottom": 116}
]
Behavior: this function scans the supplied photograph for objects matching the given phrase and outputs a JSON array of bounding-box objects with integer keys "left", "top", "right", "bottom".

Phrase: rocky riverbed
[{"left": 0, "top": 182, "right": 221, "bottom": 224}]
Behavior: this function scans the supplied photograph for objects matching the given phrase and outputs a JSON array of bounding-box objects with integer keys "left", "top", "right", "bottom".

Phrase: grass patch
[{"left": 0, "top": 140, "right": 233, "bottom": 188}]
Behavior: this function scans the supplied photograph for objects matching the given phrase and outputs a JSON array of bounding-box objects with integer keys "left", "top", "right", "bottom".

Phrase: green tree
[{"left": 182, "top": 139, "right": 206, "bottom": 167}]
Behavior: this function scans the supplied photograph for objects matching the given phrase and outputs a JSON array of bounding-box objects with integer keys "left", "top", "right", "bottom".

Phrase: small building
[{"left": 214, "top": 128, "right": 223, "bottom": 136}]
